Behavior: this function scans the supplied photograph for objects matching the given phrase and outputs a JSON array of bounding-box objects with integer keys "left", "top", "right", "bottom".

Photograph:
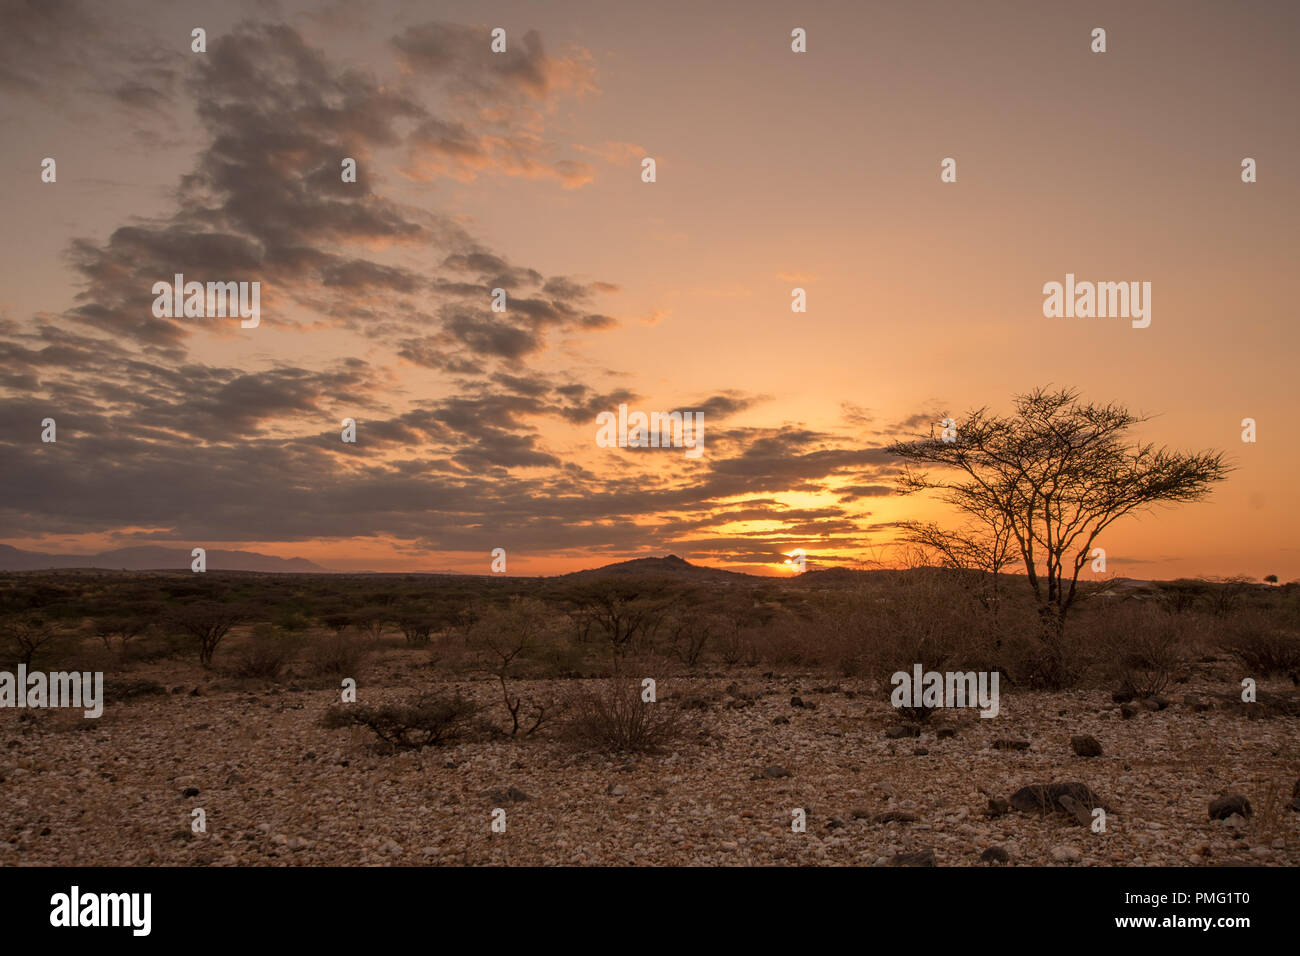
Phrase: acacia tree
[
  {"left": 2, "top": 616, "right": 59, "bottom": 667},
  {"left": 564, "top": 580, "right": 672, "bottom": 665},
  {"left": 470, "top": 597, "right": 557, "bottom": 737},
  {"left": 887, "top": 387, "right": 1230, "bottom": 642},
  {"left": 170, "top": 602, "right": 251, "bottom": 667}
]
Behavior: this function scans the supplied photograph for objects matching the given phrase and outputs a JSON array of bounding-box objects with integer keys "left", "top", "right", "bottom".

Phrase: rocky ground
[{"left": 2, "top": 649, "right": 1297, "bottom": 866}]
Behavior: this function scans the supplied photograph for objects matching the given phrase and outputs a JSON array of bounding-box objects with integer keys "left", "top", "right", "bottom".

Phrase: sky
[{"left": 0, "top": 0, "right": 1296, "bottom": 578}]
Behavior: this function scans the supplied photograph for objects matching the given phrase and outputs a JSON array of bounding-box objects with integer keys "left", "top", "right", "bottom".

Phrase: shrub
[
  {"left": 1002, "top": 631, "right": 1084, "bottom": 690},
  {"left": 1221, "top": 612, "right": 1300, "bottom": 675},
  {"left": 664, "top": 609, "right": 717, "bottom": 668},
  {"left": 1, "top": 616, "right": 59, "bottom": 666},
  {"left": 169, "top": 603, "right": 251, "bottom": 668},
  {"left": 321, "top": 693, "right": 480, "bottom": 750},
  {"left": 563, "top": 678, "right": 685, "bottom": 753},
  {"left": 310, "top": 632, "right": 368, "bottom": 678},
  {"left": 231, "top": 624, "right": 300, "bottom": 680},
  {"left": 94, "top": 615, "right": 151, "bottom": 661},
  {"left": 469, "top": 598, "right": 560, "bottom": 736},
  {"left": 354, "top": 607, "right": 390, "bottom": 644},
  {"left": 396, "top": 613, "right": 436, "bottom": 647},
  {"left": 1096, "top": 604, "right": 1184, "bottom": 698}
]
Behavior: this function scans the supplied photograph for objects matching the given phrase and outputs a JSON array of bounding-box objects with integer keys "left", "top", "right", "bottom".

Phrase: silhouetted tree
[{"left": 888, "top": 388, "right": 1231, "bottom": 650}]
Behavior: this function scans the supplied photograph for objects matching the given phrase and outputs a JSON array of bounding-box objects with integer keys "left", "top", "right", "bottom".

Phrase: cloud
[{"left": 0, "top": 13, "right": 894, "bottom": 568}]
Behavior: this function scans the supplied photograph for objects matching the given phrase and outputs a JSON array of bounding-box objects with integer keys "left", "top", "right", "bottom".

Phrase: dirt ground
[{"left": 2, "top": 648, "right": 1297, "bottom": 866}]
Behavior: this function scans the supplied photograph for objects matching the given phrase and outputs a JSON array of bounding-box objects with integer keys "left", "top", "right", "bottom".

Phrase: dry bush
[
  {"left": 563, "top": 678, "right": 685, "bottom": 753},
  {"left": 321, "top": 693, "right": 480, "bottom": 750},
  {"left": 310, "top": 632, "right": 369, "bottom": 678},
  {"left": 849, "top": 571, "right": 994, "bottom": 691},
  {"left": 1000, "top": 629, "right": 1085, "bottom": 690},
  {"left": 470, "top": 597, "right": 562, "bottom": 737},
  {"left": 230, "top": 624, "right": 300, "bottom": 680},
  {"left": 1, "top": 617, "right": 60, "bottom": 666},
  {"left": 94, "top": 615, "right": 151, "bottom": 661},
  {"left": 169, "top": 602, "right": 251, "bottom": 668},
  {"left": 1220, "top": 611, "right": 1300, "bottom": 676},
  {"left": 396, "top": 613, "right": 436, "bottom": 647},
  {"left": 663, "top": 608, "right": 720, "bottom": 668},
  {"left": 1094, "top": 603, "right": 1187, "bottom": 698}
]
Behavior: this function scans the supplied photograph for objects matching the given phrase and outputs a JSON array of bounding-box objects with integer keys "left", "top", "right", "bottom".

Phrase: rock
[
  {"left": 761, "top": 765, "right": 792, "bottom": 779},
  {"left": 980, "top": 845, "right": 1010, "bottom": 864},
  {"left": 1222, "top": 813, "right": 1247, "bottom": 829},
  {"left": 887, "top": 848, "right": 935, "bottom": 867},
  {"left": 1111, "top": 690, "right": 1135, "bottom": 704},
  {"left": 826, "top": 817, "right": 846, "bottom": 830},
  {"left": 1070, "top": 734, "right": 1103, "bottom": 757},
  {"left": 224, "top": 772, "right": 247, "bottom": 786},
  {"left": 182, "top": 787, "right": 200, "bottom": 798},
  {"left": 992, "top": 739, "right": 1030, "bottom": 751},
  {"left": 1291, "top": 778, "right": 1300, "bottom": 812},
  {"left": 936, "top": 727, "right": 957, "bottom": 739},
  {"left": 886, "top": 724, "right": 921, "bottom": 739},
  {"left": 913, "top": 747, "right": 930, "bottom": 756},
  {"left": 1057, "top": 793, "right": 1094, "bottom": 827},
  {"left": 1120, "top": 702, "right": 1139, "bottom": 719},
  {"left": 1208, "top": 794, "right": 1252, "bottom": 820},
  {"left": 771, "top": 715, "right": 790, "bottom": 725},
  {"left": 850, "top": 807, "right": 873, "bottom": 820},
  {"left": 873, "top": 811, "right": 918, "bottom": 824},
  {"left": 790, "top": 696, "right": 806, "bottom": 708},
  {"left": 1010, "top": 782, "right": 1107, "bottom": 814},
  {"left": 486, "top": 786, "right": 531, "bottom": 805},
  {"left": 985, "top": 798, "right": 1011, "bottom": 818},
  {"left": 606, "top": 784, "right": 628, "bottom": 797},
  {"left": 1050, "top": 845, "right": 1082, "bottom": 863},
  {"left": 1249, "top": 846, "right": 1271, "bottom": 860}
]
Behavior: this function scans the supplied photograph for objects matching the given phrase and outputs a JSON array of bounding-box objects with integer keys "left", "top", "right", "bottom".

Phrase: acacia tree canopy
[{"left": 886, "top": 387, "right": 1231, "bottom": 634}]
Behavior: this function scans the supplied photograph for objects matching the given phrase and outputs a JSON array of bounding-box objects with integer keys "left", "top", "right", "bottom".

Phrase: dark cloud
[{"left": 0, "top": 14, "right": 888, "bottom": 567}]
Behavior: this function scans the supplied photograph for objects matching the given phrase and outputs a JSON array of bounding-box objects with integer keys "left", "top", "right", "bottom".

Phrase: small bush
[
  {"left": 1221, "top": 612, "right": 1300, "bottom": 675},
  {"left": 563, "top": 678, "right": 685, "bottom": 753},
  {"left": 321, "top": 693, "right": 479, "bottom": 750},
  {"left": 1, "top": 617, "right": 59, "bottom": 666},
  {"left": 1097, "top": 604, "right": 1185, "bottom": 698},
  {"left": 396, "top": 613, "right": 436, "bottom": 647},
  {"left": 231, "top": 624, "right": 300, "bottom": 680},
  {"left": 310, "top": 633, "right": 368, "bottom": 678}
]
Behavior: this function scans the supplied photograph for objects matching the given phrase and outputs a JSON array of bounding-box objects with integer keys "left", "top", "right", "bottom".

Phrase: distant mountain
[
  {"left": 560, "top": 554, "right": 757, "bottom": 582},
  {"left": 0, "top": 544, "right": 327, "bottom": 573}
]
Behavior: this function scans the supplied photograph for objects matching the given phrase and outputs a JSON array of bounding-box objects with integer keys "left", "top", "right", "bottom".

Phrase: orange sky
[{"left": 1, "top": 0, "right": 1296, "bottom": 579}]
